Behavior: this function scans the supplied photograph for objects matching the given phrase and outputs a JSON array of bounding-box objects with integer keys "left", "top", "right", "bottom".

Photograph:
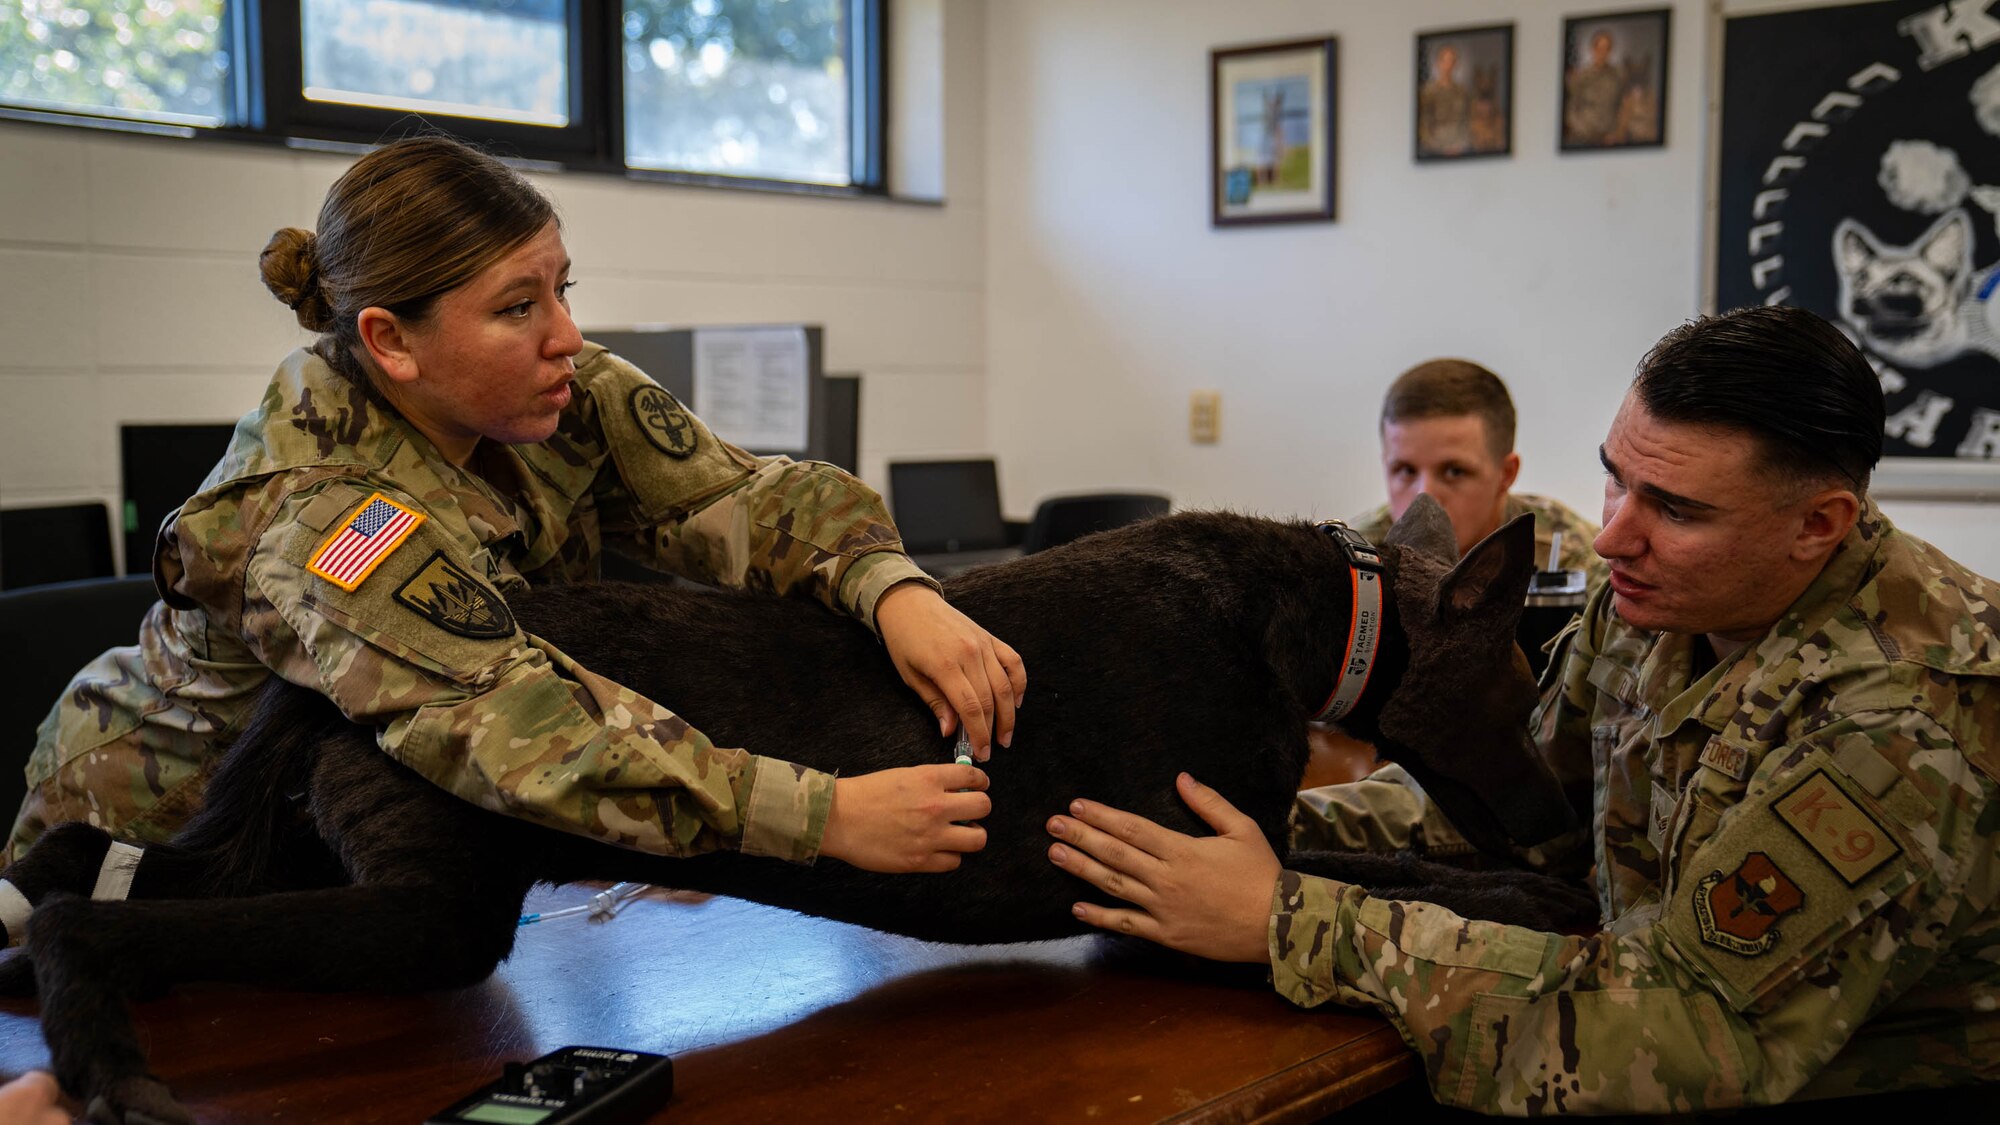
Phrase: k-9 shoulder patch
[
  {"left": 1774, "top": 768, "right": 1901, "bottom": 886},
  {"left": 631, "top": 385, "right": 699, "bottom": 458},
  {"left": 393, "top": 551, "right": 516, "bottom": 639},
  {"left": 307, "top": 493, "right": 425, "bottom": 591},
  {"left": 1694, "top": 851, "right": 1804, "bottom": 957}
]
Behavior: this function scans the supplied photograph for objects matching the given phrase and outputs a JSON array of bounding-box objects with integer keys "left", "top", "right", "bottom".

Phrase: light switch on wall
[{"left": 1189, "top": 391, "right": 1221, "bottom": 444}]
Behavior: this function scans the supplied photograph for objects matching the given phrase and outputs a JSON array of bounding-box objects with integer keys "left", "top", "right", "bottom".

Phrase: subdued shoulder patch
[
  {"left": 307, "top": 493, "right": 425, "bottom": 591},
  {"left": 393, "top": 551, "right": 516, "bottom": 639},
  {"left": 1774, "top": 768, "right": 1902, "bottom": 885},
  {"left": 1693, "top": 852, "right": 1804, "bottom": 956},
  {"left": 630, "top": 385, "right": 699, "bottom": 459}
]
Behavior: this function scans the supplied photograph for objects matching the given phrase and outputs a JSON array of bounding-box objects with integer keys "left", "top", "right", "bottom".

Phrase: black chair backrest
[
  {"left": 0, "top": 503, "right": 117, "bottom": 590},
  {"left": 0, "top": 576, "right": 160, "bottom": 822},
  {"left": 1020, "top": 493, "right": 1171, "bottom": 555}
]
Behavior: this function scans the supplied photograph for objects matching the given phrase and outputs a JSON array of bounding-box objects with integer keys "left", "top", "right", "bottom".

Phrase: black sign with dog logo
[{"left": 1717, "top": 0, "right": 2000, "bottom": 460}]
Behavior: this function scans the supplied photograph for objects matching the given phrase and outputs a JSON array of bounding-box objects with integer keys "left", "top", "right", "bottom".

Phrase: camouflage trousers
[{"left": 4, "top": 729, "right": 212, "bottom": 866}]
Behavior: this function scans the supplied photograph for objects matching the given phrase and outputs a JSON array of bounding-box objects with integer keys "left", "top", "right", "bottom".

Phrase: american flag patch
[{"left": 307, "top": 493, "right": 425, "bottom": 591}]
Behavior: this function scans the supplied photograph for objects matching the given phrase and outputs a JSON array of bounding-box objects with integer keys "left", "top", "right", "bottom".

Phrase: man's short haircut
[
  {"left": 1380, "top": 359, "right": 1517, "bottom": 463},
  {"left": 1632, "top": 306, "right": 1883, "bottom": 496}
]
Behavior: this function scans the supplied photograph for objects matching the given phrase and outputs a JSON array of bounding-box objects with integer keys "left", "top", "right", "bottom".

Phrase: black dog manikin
[{"left": 0, "top": 495, "right": 1595, "bottom": 1123}]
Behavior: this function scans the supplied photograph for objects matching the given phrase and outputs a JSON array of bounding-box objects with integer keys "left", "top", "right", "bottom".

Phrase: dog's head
[
  {"left": 1366, "top": 495, "right": 1578, "bottom": 853},
  {"left": 1835, "top": 210, "right": 1974, "bottom": 362}
]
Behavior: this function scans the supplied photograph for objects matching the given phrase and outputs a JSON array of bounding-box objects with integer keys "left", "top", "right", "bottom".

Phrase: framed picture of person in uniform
[
  {"left": 1559, "top": 8, "right": 1670, "bottom": 152},
  {"left": 1211, "top": 36, "right": 1338, "bottom": 227},
  {"left": 1414, "top": 23, "right": 1514, "bottom": 161}
]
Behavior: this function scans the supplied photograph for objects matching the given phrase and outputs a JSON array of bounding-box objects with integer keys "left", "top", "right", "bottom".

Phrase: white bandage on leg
[
  {"left": 90, "top": 841, "right": 145, "bottom": 902},
  {"left": 0, "top": 881, "right": 31, "bottom": 947}
]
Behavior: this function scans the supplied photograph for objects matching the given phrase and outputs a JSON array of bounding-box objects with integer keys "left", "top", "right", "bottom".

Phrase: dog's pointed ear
[
  {"left": 1438, "top": 511, "right": 1536, "bottom": 616},
  {"left": 1834, "top": 219, "right": 1876, "bottom": 275},
  {"left": 1921, "top": 210, "right": 1973, "bottom": 277},
  {"left": 1383, "top": 493, "right": 1458, "bottom": 561}
]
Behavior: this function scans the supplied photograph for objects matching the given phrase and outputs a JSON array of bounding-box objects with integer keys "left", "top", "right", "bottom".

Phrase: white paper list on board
[{"left": 691, "top": 326, "right": 810, "bottom": 453}]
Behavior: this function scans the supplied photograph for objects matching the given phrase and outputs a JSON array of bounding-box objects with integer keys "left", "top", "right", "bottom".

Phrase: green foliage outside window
[{"left": 0, "top": 0, "right": 229, "bottom": 126}]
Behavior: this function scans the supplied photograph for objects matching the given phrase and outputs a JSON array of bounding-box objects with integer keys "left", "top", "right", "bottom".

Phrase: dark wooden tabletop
[{"left": 0, "top": 884, "right": 1415, "bottom": 1123}]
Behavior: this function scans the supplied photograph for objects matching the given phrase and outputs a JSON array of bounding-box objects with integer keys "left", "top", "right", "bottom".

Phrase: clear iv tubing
[{"left": 518, "top": 882, "right": 645, "bottom": 927}]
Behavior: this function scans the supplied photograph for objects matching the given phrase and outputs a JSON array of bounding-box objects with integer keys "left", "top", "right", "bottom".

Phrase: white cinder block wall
[
  {"left": 7, "top": 0, "right": 2000, "bottom": 577},
  {"left": 0, "top": 0, "right": 984, "bottom": 572},
  {"left": 981, "top": 0, "right": 2000, "bottom": 575}
]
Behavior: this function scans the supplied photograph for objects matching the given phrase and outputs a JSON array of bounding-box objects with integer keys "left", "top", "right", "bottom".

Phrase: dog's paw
[
  {"left": 0, "top": 825, "right": 115, "bottom": 939},
  {"left": 0, "top": 953, "right": 36, "bottom": 997},
  {"left": 86, "top": 1074, "right": 195, "bottom": 1125}
]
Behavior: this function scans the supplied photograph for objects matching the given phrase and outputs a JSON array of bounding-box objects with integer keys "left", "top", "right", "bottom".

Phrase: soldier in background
[
  {"left": 1309, "top": 359, "right": 1603, "bottom": 788},
  {"left": 1048, "top": 306, "right": 2000, "bottom": 1110},
  {"left": 1348, "top": 358, "right": 1604, "bottom": 582},
  {"left": 8, "top": 135, "right": 1025, "bottom": 881}
]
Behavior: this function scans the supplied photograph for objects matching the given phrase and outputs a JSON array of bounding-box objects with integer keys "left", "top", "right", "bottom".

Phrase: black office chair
[
  {"left": 0, "top": 575, "right": 160, "bottom": 823},
  {"left": 0, "top": 502, "right": 117, "bottom": 590},
  {"left": 1019, "top": 493, "right": 1171, "bottom": 555}
]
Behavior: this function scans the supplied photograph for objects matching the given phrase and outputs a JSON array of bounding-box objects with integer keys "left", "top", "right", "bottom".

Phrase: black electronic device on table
[{"left": 426, "top": 1046, "right": 674, "bottom": 1125}]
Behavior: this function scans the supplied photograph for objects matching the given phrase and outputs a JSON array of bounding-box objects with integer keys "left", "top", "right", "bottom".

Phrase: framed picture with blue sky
[{"left": 1210, "top": 36, "right": 1338, "bottom": 227}]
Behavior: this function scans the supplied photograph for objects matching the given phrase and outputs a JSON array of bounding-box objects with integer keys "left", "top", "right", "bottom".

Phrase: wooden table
[{"left": 0, "top": 884, "right": 1415, "bottom": 1123}]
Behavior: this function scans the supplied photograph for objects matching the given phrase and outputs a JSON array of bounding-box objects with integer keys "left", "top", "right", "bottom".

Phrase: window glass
[
  {"left": 622, "top": 0, "right": 849, "bottom": 185},
  {"left": 0, "top": 0, "right": 230, "bottom": 126},
  {"left": 301, "top": 0, "right": 570, "bottom": 127}
]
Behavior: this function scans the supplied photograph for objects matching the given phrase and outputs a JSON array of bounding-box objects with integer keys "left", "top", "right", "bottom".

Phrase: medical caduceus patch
[
  {"left": 1694, "top": 852, "right": 1805, "bottom": 956},
  {"left": 393, "top": 552, "right": 516, "bottom": 639},
  {"left": 631, "top": 385, "right": 699, "bottom": 458}
]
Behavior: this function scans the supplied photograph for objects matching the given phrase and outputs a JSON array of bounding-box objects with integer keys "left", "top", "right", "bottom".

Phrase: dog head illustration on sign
[{"left": 1834, "top": 208, "right": 2000, "bottom": 368}]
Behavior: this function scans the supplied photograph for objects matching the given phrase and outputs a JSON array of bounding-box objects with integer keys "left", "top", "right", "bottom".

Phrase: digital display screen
[{"left": 461, "top": 1102, "right": 553, "bottom": 1125}]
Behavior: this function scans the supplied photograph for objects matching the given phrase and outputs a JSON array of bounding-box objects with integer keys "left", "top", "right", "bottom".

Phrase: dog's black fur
[{"left": 0, "top": 499, "right": 1597, "bottom": 1123}]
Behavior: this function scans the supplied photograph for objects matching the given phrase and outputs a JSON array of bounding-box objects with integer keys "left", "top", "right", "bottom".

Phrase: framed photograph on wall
[
  {"left": 1559, "top": 8, "right": 1670, "bottom": 152},
  {"left": 1211, "top": 36, "right": 1338, "bottom": 226},
  {"left": 1415, "top": 24, "right": 1513, "bottom": 161}
]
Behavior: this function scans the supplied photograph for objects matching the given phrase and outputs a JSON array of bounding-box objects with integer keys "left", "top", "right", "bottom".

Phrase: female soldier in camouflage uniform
[{"left": 9, "top": 135, "right": 1024, "bottom": 878}]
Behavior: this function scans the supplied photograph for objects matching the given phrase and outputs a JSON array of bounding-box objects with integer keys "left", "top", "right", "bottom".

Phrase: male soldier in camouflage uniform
[
  {"left": 1348, "top": 358, "right": 1605, "bottom": 587},
  {"left": 8, "top": 342, "right": 967, "bottom": 868},
  {"left": 1048, "top": 307, "right": 1999, "bottom": 1112},
  {"left": 1313, "top": 359, "right": 1605, "bottom": 786}
]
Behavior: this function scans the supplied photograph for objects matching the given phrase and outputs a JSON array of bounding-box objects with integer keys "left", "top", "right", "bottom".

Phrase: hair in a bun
[{"left": 259, "top": 227, "right": 332, "bottom": 332}]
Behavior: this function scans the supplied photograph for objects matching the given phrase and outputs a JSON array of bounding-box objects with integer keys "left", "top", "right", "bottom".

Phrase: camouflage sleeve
[
  {"left": 1290, "top": 765, "right": 1477, "bottom": 858},
  {"left": 581, "top": 352, "right": 935, "bottom": 634},
  {"left": 1269, "top": 708, "right": 1995, "bottom": 1113},
  {"left": 240, "top": 478, "right": 835, "bottom": 863}
]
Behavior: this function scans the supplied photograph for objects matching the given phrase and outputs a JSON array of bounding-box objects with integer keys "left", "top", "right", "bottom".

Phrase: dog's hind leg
[
  {"left": 31, "top": 707, "right": 554, "bottom": 1121},
  {"left": 27, "top": 873, "right": 534, "bottom": 1125},
  {"left": 0, "top": 822, "right": 345, "bottom": 998}
]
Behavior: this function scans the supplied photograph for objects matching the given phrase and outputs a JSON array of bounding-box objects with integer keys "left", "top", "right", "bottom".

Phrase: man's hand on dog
[
  {"left": 822, "top": 764, "right": 991, "bottom": 872},
  {"left": 876, "top": 581, "right": 1027, "bottom": 760},
  {"left": 1046, "top": 773, "right": 1279, "bottom": 964}
]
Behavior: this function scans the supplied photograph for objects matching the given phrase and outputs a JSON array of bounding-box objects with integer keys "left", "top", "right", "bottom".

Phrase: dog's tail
[{"left": 171, "top": 677, "right": 347, "bottom": 896}]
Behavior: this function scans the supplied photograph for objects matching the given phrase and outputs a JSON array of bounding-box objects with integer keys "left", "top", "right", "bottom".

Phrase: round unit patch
[{"left": 631, "top": 385, "right": 699, "bottom": 459}]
